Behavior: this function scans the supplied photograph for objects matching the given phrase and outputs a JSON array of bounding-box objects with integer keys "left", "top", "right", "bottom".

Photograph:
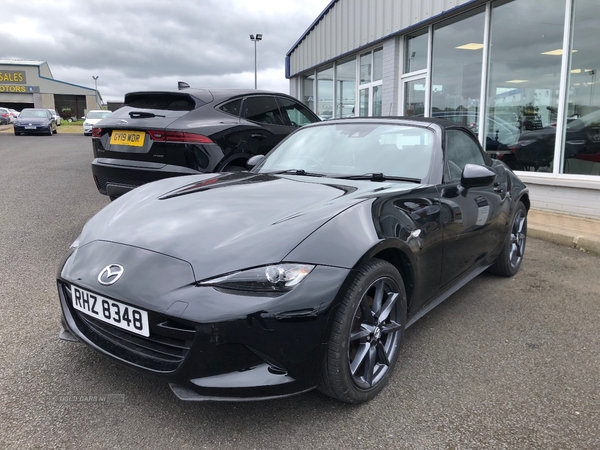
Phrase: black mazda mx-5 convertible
[{"left": 57, "top": 117, "right": 529, "bottom": 404}]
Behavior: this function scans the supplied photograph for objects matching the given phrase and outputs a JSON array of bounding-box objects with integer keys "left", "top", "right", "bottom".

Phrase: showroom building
[
  {"left": 0, "top": 60, "right": 101, "bottom": 120},
  {"left": 287, "top": 0, "right": 600, "bottom": 219}
]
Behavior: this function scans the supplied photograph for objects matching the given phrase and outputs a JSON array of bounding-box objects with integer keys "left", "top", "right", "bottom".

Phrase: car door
[
  {"left": 239, "top": 95, "right": 293, "bottom": 155},
  {"left": 438, "top": 128, "right": 509, "bottom": 286}
]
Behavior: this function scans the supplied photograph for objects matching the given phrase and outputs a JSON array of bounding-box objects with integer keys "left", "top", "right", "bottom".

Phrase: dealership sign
[
  {"left": 0, "top": 70, "right": 37, "bottom": 93},
  {"left": 0, "top": 70, "right": 27, "bottom": 83},
  {"left": 0, "top": 85, "right": 39, "bottom": 93}
]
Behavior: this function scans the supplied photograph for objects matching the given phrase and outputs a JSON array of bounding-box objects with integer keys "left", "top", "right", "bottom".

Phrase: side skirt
[{"left": 406, "top": 264, "right": 491, "bottom": 328}]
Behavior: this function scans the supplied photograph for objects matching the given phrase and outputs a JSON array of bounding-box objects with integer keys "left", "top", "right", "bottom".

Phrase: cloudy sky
[{"left": 1, "top": 0, "right": 331, "bottom": 102}]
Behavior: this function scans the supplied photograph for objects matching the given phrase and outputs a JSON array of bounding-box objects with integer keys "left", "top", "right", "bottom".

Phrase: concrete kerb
[{"left": 528, "top": 227, "right": 600, "bottom": 256}]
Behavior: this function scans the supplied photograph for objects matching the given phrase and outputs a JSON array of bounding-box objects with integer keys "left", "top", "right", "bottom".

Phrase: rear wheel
[
  {"left": 318, "top": 259, "right": 406, "bottom": 404},
  {"left": 488, "top": 201, "right": 527, "bottom": 276}
]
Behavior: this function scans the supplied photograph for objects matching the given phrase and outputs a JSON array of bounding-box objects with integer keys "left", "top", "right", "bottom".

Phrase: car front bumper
[
  {"left": 14, "top": 124, "right": 52, "bottom": 134},
  {"left": 57, "top": 243, "right": 350, "bottom": 401}
]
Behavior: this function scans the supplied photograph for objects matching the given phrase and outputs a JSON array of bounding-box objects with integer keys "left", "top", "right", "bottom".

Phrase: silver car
[
  {"left": 48, "top": 109, "right": 62, "bottom": 126},
  {"left": 83, "top": 110, "right": 111, "bottom": 136}
]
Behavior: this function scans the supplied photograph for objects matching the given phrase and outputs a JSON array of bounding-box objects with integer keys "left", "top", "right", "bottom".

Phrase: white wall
[{"left": 524, "top": 180, "right": 600, "bottom": 220}]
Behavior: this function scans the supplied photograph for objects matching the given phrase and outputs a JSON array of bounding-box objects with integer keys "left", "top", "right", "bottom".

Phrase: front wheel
[
  {"left": 318, "top": 259, "right": 406, "bottom": 404},
  {"left": 488, "top": 201, "right": 527, "bottom": 277}
]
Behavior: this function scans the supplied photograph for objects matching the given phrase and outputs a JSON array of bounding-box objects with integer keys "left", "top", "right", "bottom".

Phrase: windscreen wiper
[
  {"left": 129, "top": 111, "right": 166, "bottom": 118},
  {"left": 268, "top": 169, "right": 326, "bottom": 177},
  {"left": 332, "top": 173, "right": 422, "bottom": 183}
]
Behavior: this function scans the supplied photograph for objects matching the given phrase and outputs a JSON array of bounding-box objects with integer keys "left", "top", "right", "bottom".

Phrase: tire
[
  {"left": 47, "top": 127, "right": 53, "bottom": 136},
  {"left": 318, "top": 258, "right": 406, "bottom": 404},
  {"left": 488, "top": 201, "right": 527, "bottom": 277}
]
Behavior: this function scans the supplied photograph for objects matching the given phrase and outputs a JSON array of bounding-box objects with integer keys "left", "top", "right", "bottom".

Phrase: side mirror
[
  {"left": 246, "top": 154, "right": 265, "bottom": 169},
  {"left": 459, "top": 164, "right": 496, "bottom": 195}
]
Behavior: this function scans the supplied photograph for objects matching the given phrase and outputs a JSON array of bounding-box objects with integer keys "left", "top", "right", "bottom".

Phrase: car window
[
  {"left": 258, "top": 123, "right": 434, "bottom": 180},
  {"left": 87, "top": 111, "right": 111, "bottom": 119},
  {"left": 445, "top": 129, "right": 486, "bottom": 182},
  {"left": 125, "top": 93, "right": 198, "bottom": 111},
  {"left": 219, "top": 99, "right": 242, "bottom": 117},
  {"left": 277, "top": 97, "right": 319, "bottom": 126},
  {"left": 242, "top": 96, "right": 285, "bottom": 125},
  {"left": 19, "top": 110, "right": 51, "bottom": 119}
]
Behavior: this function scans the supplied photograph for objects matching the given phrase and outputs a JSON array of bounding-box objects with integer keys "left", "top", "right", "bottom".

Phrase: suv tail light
[
  {"left": 147, "top": 130, "right": 213, "bottom": 144},
  {"left": 91, "top": 127, "right": 102, "bottom": 138}
]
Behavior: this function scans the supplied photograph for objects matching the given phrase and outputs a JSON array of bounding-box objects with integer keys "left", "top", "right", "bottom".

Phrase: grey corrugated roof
[
  {"left": 0, "top": 59, "right": 46, "bottom": 66},
  {"left": 286, "top": 0, "right": 338, "bottom": 57}
]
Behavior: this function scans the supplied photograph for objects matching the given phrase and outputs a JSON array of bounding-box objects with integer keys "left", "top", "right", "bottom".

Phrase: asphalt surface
[{"left": 0, "top": 134, "right": 599, "bottom": 449}]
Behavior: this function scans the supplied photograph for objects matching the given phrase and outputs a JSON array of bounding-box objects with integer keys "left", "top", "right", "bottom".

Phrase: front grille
[{"left": 59, "top": 281, "right": 196, "bottom": 372}]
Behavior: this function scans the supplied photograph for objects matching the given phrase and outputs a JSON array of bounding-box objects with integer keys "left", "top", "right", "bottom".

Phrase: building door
[{"left": 401, "top": 75, "right": 427, "bottom": 117}]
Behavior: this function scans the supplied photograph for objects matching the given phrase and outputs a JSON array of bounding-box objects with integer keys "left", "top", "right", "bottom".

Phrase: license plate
[
  {"left": 71, "top": 285, "right": 150, "bottom": 337},
  {"left": 109, "top": 130, "right": 145, "bottom": 147},
  {"left": 25, "top": 126, "right": 36, "bottom": 129}
]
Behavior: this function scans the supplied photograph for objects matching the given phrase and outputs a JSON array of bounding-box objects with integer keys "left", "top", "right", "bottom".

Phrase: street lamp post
[
  {"left": 92, "top": 76, "right": 99, "bottom": 108},
  {"left": 249, "top": 34, "right": 262, "bottom": 89}
]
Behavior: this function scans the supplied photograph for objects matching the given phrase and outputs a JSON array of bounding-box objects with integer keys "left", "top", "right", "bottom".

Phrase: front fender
[{"left": 283, "top": 199, "right": 418, "bottom": 270}]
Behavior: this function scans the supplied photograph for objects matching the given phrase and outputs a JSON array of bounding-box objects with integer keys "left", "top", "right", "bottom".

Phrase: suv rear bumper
[{"left": 92, "top": 158, "right": 200, "bottom": 197}]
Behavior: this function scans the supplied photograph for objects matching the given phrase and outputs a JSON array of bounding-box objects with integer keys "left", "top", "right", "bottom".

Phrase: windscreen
[
  {"left": 87, "top": 111, "right": 111, "bottom": 120},
  {"left": 258, "top": 123, "right": 435, "bottom": 180},
  {"left": 19, "top": 110, "right": 48, "bottom": 119},
  {"left": 124, "top": 93, "right": 200, "bottom": 111}
]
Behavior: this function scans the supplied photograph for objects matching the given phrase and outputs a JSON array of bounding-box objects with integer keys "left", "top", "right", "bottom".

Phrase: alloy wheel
[
  {"left": 348, "top": 277, "right": 402, "bottom": 389},
  {"left": 509, "top": 209, "right": 526, "bottom": 269}
]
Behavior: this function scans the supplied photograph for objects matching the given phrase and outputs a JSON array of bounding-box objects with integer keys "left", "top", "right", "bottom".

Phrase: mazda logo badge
[{"left": 98, "top": 264, "right": 125, "bottom": 286}]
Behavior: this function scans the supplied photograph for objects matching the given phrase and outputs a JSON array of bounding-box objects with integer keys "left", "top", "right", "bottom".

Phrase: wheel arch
[
  {"left": 351, "top": 242, "right": 416, "bottom": 313},
  {"left": 216, "top": 152, "right": 254, "bottom": 171},
  {"left": 517, "top": 192, "right": 531, "bottom": 211},
  {"left": 317, "top": 240, "right": 416, "bottom": 348}
]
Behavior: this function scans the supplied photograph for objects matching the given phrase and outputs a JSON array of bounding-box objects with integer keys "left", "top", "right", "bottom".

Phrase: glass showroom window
[
  {"left": 336, "top": 57, "right": 356, "bottom": 118},
  {"left": 431, "top": 7, "right": 485, "bottom": 129},
  {"left": 301, "top": 74, "right": 315, "bottom": 113},
  {"left": 404, "top": 29, "right": 428, "bottom": 74},
  {"left": 562, "top": 0, "right": 600, "bottom": 176},
  {"left": 485, "top": 0, "right": 565, "bottom": 172},
  {"left": 358, "top": 48, "right": 383, "bottom": 117},
  {"left": 317, "top": 66, "right": 334, "bottom": 120}
]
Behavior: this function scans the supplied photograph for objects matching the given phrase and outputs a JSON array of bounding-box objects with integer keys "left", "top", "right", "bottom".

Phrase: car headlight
[{"left": 199, "top": 263, "right": 315, "bottom": 292}]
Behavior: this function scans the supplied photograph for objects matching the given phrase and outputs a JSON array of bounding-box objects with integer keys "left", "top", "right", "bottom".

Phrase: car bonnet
[{"left": 76, "top": 173, "right": 372, "bottom": 281}]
